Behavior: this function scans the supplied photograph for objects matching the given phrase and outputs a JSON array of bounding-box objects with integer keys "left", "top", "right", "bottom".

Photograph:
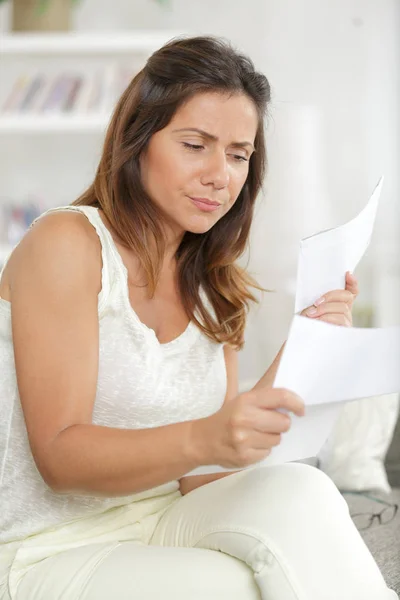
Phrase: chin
[{"left": 184, "top": 214, "right": 218, "bottom": 235}]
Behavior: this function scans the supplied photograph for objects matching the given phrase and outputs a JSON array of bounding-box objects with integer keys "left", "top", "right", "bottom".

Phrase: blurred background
[{"left": 0, "top": 0, "right": 399, "bottom": 389}]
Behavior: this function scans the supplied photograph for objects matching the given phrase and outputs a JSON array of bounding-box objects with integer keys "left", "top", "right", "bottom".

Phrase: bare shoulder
[
  {"left": 8, "top": 210, "right": 104, "bottom": 486},
  {"left": 8, "top": 209, "right": 102, "bottom": 298},
  {"left": 13, "top": 209, "right": 100, "bottom": 264}
]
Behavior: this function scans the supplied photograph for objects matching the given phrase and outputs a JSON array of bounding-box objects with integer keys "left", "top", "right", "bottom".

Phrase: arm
[
  {"left": 10, "top": 213, "right": 204, "bottom": 497},
  {"left": 178, "top": 341, "right": 286, "bottom": 496},
  {"left": 178, "top": 344, "right": 240, "bottom": 495},
  {"left": 251, "top": 342, "right": 286, "bottom": 391}
]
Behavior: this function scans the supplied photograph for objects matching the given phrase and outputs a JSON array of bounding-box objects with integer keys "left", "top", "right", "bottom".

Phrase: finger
[
  {"left": 249, "top": 430, "right": 282, "bottom": 450},
  {"left": 236, "top": 445, "right": 273, "bottom": 467},
  {"left": 231, "top": 428, "right": 281, "bottom": 452},
  {"left": 316, "top": 313, "right": 352, "bottom": 327},
  {"left": 308, "top": 290, "right": 354, "bottom": 308},
  {"left": 304, "top": 301, "right": 352, "bottom": 319},
  {"left": 345, "top": 271, "right": 359, "bottom": 297},
  {"left": 252, "top": 408, "right": 292, "bottom": 435},
  {"left": 258, "top": 388, "right": 305, "bottom": 417}
]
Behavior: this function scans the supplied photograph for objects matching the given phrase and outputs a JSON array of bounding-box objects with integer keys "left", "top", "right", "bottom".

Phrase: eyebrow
[{"left": 172, "top": 128, "right": 255, "bottom": 152}]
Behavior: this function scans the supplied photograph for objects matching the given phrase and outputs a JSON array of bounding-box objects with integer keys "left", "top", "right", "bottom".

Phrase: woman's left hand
[{"left": 300, "top": 271, "right": 359, "bottom": 328}]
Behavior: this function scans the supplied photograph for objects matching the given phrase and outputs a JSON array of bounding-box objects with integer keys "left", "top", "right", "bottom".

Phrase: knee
[
  {"left": 234, "top": 462, "right": 349, "bottom": 516},
  {"left": 278, "top": 462, "right": 348, "bottom": 507},
  {"left": 191, "top": 464, "right": 350, "bottom": 564}
]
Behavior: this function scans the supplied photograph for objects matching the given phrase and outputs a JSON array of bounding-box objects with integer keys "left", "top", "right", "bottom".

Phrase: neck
[
  {"left": 158, "top": 220, "right": 185, "bottom": 272},
  {"left": 99, "top": 207, "right": 184, "bottom": 281}
]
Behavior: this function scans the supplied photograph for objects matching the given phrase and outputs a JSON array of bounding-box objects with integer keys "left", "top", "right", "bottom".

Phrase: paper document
[
  {"left": 295, "top": 176, "right": 384, "bottom": 314},
  {"left": 274, "top": 315, "right": 400, "bottom": 405},
  {"left": 187, "top": 317, "right": 400, "bottom": 476},
  {"left": 185, "top": 177, "right": 400, "bottom": 477}
]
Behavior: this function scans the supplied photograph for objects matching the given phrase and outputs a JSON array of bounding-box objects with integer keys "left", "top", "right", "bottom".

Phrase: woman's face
[{"left": 140, "top": 91, "right": 258, "bottom": 237}]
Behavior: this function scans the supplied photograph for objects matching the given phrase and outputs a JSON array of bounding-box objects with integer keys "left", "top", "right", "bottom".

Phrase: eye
[
  {"left": 182, "top": 142, "right": 204, "bottom": 151},
  {"left": 231, "top": 155, "right": 249, "bottom": 163}
]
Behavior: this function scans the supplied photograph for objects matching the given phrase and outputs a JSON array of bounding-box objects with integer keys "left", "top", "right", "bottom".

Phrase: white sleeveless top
[{"left": 0, "top": 205, "right": 227, "bottom": 547}]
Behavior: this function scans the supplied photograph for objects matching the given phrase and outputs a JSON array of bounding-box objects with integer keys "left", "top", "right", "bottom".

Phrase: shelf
[
  {"left": 0, "top": 31, "right": 183, "bottom": 55},
  {"left": 0, "top": 114, "right": 110, "bottom": 133}
]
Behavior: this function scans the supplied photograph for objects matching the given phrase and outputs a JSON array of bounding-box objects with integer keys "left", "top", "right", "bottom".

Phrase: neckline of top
[{"left": 88, "top": 206, "right": 198, "bottom": 351}]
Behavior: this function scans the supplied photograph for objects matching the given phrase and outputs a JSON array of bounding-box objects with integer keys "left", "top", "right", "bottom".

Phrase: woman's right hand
[{"left": 192, "top": 388, "right": 305, "bottom": 469}]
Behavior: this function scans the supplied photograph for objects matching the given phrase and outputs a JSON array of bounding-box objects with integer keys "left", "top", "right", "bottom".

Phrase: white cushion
[{"left": 318, "top": 393, "right": 400, "bottom": 494}]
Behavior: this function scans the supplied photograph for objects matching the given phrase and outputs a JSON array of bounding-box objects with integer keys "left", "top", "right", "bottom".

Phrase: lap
[
  {"left": 150, "top": 462, "right": 349, "bottom": 547},
  {"left": 11, "top": 464, "right": 396, "bottom": 600},
  {"left": 15, "top": 541, "right": 260, "bottom": 600},
  {"left": 149, "top": 463, "right": 397, "bottom": 600}
]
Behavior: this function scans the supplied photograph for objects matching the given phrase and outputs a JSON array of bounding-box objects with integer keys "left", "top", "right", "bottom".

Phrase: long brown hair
[{"left": 73, "top": 36, "right": 271, "bottom": 350}]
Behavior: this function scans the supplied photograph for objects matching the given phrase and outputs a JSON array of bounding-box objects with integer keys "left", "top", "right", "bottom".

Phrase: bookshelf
[
  {"left": 0, "top": 31, "right": 180, "bottom": 55},
  {"left": 0, "top": 114, "right": 109, "bottom": 133},
  {"left": 0, "top": 31, "right": 181, "bottom": 266},
  {"left": 0, "top": 31, "right": 182, "bottom": 134}
]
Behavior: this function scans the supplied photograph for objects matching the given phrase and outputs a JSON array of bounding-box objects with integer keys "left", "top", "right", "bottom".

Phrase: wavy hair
[{"left": 73, "top": 35, "right": 271, "bottom": 349}]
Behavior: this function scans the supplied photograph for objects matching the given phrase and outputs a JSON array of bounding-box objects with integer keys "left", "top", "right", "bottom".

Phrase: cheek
[
  {"left": 144, "top": 150, "right": 179, "bottom": 197},
  {"left": 228, "top": 169, "right": 248, "bottom": 202},
  {"left": 157, "top": 150, "right": 195, "bottom": 192}
]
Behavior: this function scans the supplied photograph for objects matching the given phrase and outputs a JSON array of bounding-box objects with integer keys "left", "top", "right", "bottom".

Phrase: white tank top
[{"left": 0, "top": 205, "right": 227, "bottom": 546}]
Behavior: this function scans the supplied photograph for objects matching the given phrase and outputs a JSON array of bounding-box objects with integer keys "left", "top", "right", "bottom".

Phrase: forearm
[
  {"left": 180, "top": 342, "right": 287, "bottom": 495},
  {"left": 46, "top": 421, "right": 204, "bottom": 496},
  {"left": 251, "top": 341, "right": 286, "bottom": 391}
]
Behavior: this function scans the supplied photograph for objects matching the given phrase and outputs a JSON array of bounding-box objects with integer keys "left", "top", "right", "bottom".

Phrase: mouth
[{"left": 188, "top": 196, "right": 221, "bottom": 213}]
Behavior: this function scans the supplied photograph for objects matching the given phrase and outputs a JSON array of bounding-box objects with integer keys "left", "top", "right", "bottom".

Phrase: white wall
[
  {"left": 234, "top": 0, "right": 400, "bottom": 383},
  {"left": 1, "top": 0, "right": 399, "bottom": 386}
]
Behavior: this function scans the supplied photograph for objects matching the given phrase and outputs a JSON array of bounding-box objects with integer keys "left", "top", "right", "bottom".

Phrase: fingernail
[
  {"left": 307, "top": 307, "right": 318, "bottom": 315},
  {"left": 314, "top": 297, "right": 325, "bottom": 306}
]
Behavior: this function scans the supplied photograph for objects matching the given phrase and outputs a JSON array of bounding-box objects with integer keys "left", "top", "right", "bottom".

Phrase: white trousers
[{"left": 9, "top": 464, "right": 399, "bottom": 600}]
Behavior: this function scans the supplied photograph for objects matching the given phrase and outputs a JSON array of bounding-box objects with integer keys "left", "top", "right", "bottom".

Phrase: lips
[
  {"left": 189, "top": 197, "right": 220, "bottom": 206},
  {"left": 189, "top": 196, "right": 221, "bottom": 213}
]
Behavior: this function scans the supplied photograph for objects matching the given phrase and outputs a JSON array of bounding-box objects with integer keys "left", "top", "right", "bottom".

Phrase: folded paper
[
  {"left": 185, "top": 177, "right": 400, "bottom": 477},
  {"left": 295, "top": 176, "right": 383, "bottom": 314}
]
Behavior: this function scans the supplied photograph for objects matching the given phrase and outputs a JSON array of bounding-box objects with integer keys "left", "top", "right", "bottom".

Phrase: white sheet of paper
[
  {"left": 294, "top": 176, "right": 384, "bottom": 314},
  {"left": 273, "top": 315, "right": 400, "bottom": 405},
  {"left": 187, "top": 317, "right": 400, "bottom": 476},
  {"left": 185, "top": 176, "right": 397, "bottom": 478}
]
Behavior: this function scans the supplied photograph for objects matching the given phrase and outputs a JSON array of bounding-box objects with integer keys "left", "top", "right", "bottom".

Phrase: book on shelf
[
  {"left": 2, "top": 74, "right": 31, "bottom": 111},
  {"left": 19, "top": 73, "right": 46, "bottom": 111},
  {"left": 1, "top": 65, "right": 138, "bottom": 116}
]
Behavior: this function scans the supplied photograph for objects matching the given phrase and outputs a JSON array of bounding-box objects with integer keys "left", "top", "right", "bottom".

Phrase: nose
[{"left": 200, "top": 151, "right": 230, "bottom": 190}]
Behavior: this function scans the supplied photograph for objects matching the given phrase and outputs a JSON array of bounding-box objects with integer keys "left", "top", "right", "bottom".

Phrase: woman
[{"left": 0, "top": 36, "right": 396, "bottom": 600}]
